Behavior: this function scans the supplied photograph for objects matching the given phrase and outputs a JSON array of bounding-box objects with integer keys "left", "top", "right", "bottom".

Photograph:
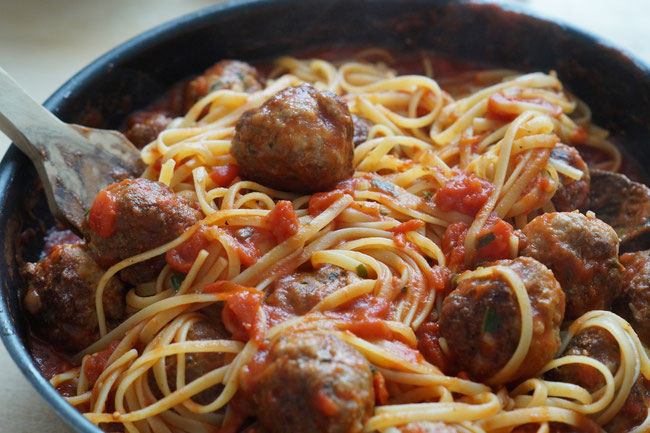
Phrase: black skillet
[{"left": 1, "top": 1, "right": 649, "bottom": 432}]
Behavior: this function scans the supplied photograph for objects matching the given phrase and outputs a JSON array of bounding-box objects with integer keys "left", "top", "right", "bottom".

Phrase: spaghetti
[{"left": 38, "top": 50, "right": 649, "bottom": 433}]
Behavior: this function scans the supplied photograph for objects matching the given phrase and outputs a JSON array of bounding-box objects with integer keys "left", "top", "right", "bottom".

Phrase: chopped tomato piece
[
  {"left": 84, "top": 340, "right": 120, "bottom": 384},
  {"left": 391, "top": 219, "right": 425, "bottom": 248},
  {"left": 416, "top": 321, "right": 449, "bottom": 374},
  {"left": 88, "top": 188, "right": 118, "bottom": 238},
  {"left": 205, "top": 282, "right": 265, "bottom": 344},
  {"left": 165, "top": 226, "right": 209, "bottom": 273},
  {"left": 434, "top": 172, "right": 494, "bottom": 216},
  {"left": 209, "top": 163, "right": 240, "bottom": 187},
  {"left": 441, "top": 214, "right": 516, "bottom": 271},
  {"left": 308, "top": 178, "right": 359, "bottom": 216},
  {"left": 373, "top": 370, "right": 389, "bottom": 405},
  {"left": 265, "top": 200, "right": 299, "bottom": 243},
  {"left": 220, "top": 227, "right": 265, "bottom": 267}
]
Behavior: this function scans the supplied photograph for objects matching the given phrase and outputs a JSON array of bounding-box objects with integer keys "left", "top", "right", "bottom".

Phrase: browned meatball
[
  {"left": 396, "top": 422, "right": 461, "bottom": 433},
  {"left": 589, "top": 169, "right": 650, "bottom": 253},
  {"left": 23, "top": 244, "right": 125, "bottom": 353},
  {"left": 613, "top": 250, "right": 650, "bottom": 346},
  {"left": 253, "top": 332, "right": 374, "bottom": 433},
  {"left": 265, "top": 265, "right": 361, "bottom": 316},
  {"left": 164, "top": 320, "right": 233, "bottom": 405},
  {"left": 521, "top": 212, "right": 623, "bottom": 320},
  {"left": 85, "top": 178, "right": 202, "bottom": 285},
  {"left": 440, "top": 257, "right": 564, "bottom": 384},
  {"left": 125, "top": 111, "right": 172, "bottom": 148},
  {"left": 185, "top": 60, "right": 263, "bottom": 111},
  {"left": 550, "top": 143, "right": 590, "bottom": 211},
  {"left": 231, "top": 84, "right": 355, "bottom": 193},
  {"left": 548, "top": 327, "right": 650, "bottom": 433},
  {"left": 352, "top": 114, "right": 373, "bottom": 147}
]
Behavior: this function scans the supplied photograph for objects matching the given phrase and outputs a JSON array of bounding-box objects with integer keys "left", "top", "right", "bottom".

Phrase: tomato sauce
[
  {"left": 442, "top": 213, "right": 516, "bottom": 271},
  {"left": 166, "top": 225, "right": 209, "bottom": 273},
  {"left": 210, "top": 163, "right": 241, "bottom": 187},
  {"left": 264, "top": 200, "right": 299, "bottom": 243},
  {"left": 205, "top": 282, "right": 265, "bottom": 344},
  {"left": 88, "top": 188, "right": 118, "bottom": 238},
  {"left": 391, "top": 219, "right": 424, "bottom": 249},
  {"left": 434, "top": 171, "right": 494, "bottom": 216}
]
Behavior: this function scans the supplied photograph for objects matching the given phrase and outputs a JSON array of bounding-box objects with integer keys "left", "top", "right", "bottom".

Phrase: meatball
[
  {"left": 548, "top": 327, "right": 650, "bottom": 433},
  {"left": 440, "top": 257, "right": 564, "bottom": 384},
  {"left": 550, "top": 143, "right": 590, "bottom": 211},
  {"left": 396, "top": 422, "right": 461, "bottom": 433},
  {"left": 185, "top": 60, "right": 263, "bottom": 111},
  {"left": 253, "top": 332, "right": 374, "bottom": 433},
  {"left": 23, "top": 244, "right": 125, "bottom": 353},
  {"left": 125, "top": 111, "right": 172, "bottom": 148},
  {"left": 265, "top": 265, "right": 361, "bottom": 316},
  {"left": 231, "top": 84, "right": 354, "bottom": 193},
  {"left": 85, "top": 178, "right": 202, "bottom": 285},
  {"left": 352, "top": 114, "right": 373, "bottom": 147},
  {"left": 613, "top": 250, "right": 650, "bottom": 346},
  {"left": 588, "top": 169, "right": 650, "bottom": 253},
  {"left": 164, "top": 320, "right": 233, "bottom": 405},
  {"left": 521, "top": 212, "right": 623, "bottom": 320}
]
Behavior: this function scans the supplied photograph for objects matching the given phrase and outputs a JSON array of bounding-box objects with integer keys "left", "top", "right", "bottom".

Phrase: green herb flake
[
  {"left": 401, "top": 286, "right": 408, "bottom": 294},
  {"left": 356, "top": 264, "right": 369, "bottom": 278},
  {"left": 379, "top": 209, "right": 389, "bottom": 216},
  {"left": 477, "top": 231, "right": 496, "bottom": 249},
  {"left": 170, "top": 274, "right": 185, "bottom": 292},
  {"left": 247, "top": 141, "right": 256, "bottom": 154},
  {"left": 371, "top": 178, "right": 396, "bottom": 196},
  {"left": 84, "top": 208, "right": 91, "bottom": 217},
  {"left": 422, "top": 190, "right": 434, "bottom": 200},
  {"left": 482, "top": 307, "right": 499, "bottom": 333},
  {"left": 370, "top": 364, "right": 377, "bottom": 375}
]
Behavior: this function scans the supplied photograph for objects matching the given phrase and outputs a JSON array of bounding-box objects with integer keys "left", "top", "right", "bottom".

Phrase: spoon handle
[
  {"left": 0, "top": 66, "right": 71, "bottom": 163},
  {"left": 0, "top": 66, "right": 145, "bottom": 232}
]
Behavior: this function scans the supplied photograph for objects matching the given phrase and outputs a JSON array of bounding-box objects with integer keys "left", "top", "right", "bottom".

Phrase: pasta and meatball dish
[{"left": 21, "top": 49, "right": 650, "bottom": 433}]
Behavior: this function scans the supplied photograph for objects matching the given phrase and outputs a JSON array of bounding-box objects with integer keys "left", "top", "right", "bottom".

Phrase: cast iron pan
[{"left": 1, "top": 1, "right": 649, "bottom": 432}]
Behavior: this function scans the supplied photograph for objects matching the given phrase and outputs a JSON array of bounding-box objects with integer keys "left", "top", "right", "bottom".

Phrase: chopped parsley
[
  {"left": 370, "top": 364, "right": 377, "bottom": 375},
  {"left": 477, "top": 231, "right": 496, "bottom": 249},
  {"left": 401, "top": 286, "right": 408, "bottom": 294},
  {"left": 170, "top": 274, "right": 185, "bottom": 292},
  {"left": 371, "top": 179, "right": 396, "bottom": 196},
  {"left": 247, "top": 141, "right": 256, "bottom": 154},
  {"left": 356, "top": 264, "right": 369, "bottom": 278},
  {"left": 209, "top": 80, "right": 223, "bottom": 92},
  {"left": 379, "top": 209, "right": 389, "bottom": 216},
  {"left": 84, "top": 208, "right": 91, "bottom": 217},
  {"left": 482, "top": 307, "right": 499, "bottom": 333},
  {"left": 422, "top": 190, "right": 434, "bottom": 200}
]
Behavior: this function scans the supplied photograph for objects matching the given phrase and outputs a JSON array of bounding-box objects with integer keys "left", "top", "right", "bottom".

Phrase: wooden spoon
[{"left": 0, "top": 66, "right": 143, "bottom": 232}]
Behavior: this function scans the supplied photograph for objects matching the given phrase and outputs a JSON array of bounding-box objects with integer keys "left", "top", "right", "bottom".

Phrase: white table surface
[{"left": 0, "top": 0, "right": 649, "bottom": 432}]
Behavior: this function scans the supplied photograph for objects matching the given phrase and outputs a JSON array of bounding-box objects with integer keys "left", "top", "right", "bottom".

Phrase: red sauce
[
  {"left": 220, "top": 227, "right": 269, "bottom": 267},
  {"left": 84, "top": 340, "right": 120, "bottom": 384},
  {"left": 434, "top": 171, "right": 494, "bottom": 216},
  {"left": 209, "top": 163, "right": 240, "bottom": 187},
  {"left": 487, "top": 92, "right": 563, "bottom": 121},
  {"left": 415, "top": 321, "right": 451, "bottom": 374},
  {"left": 372, "top": 369, "right": 389, "bottom": 405},
  {"left": 205, "top": 282, "right": 265, "bottom": 344},
  {"left": 265, "top": 200, "right": 299, "bottom": 243},
  {"left": 88, "top": 188, "right": 118, "bottom": 238},
  {"left": 391, "top": 219, "right": 424, "bottom": 249},
  {"left": 308, "top": 178, "right": 359, "bottom": 216},
  {"left": 28, "top": 336, "right": 72, "bottom": 381},
  {"left": 442, "top": 214, "right": 516, "bottom": 271},
  {"left": 166, "top": 225, "right": 209, "bottom": 273}
]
